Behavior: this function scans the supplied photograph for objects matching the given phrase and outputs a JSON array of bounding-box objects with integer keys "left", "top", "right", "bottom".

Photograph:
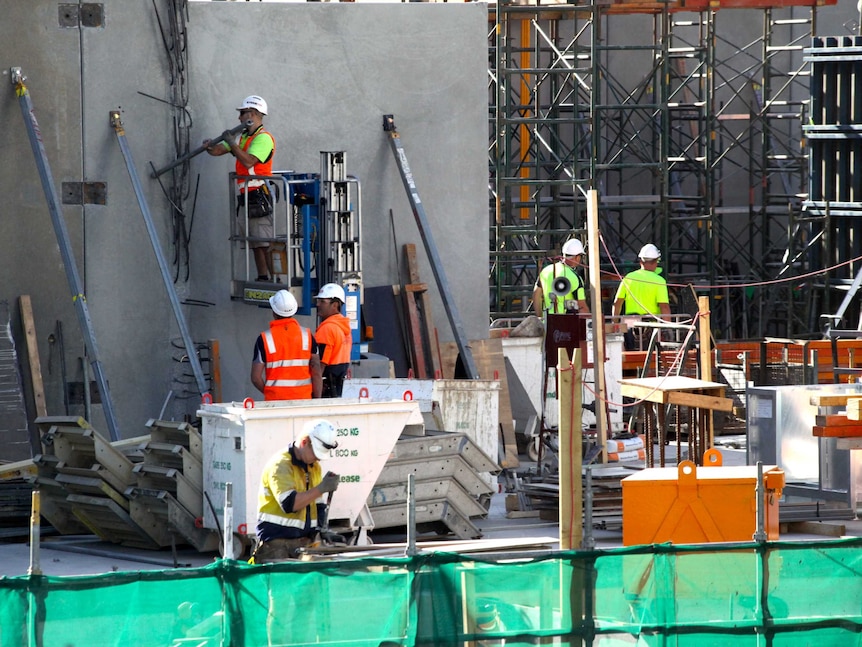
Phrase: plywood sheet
[{"left": 440, "top": 338, "right": 519, "bottom": 468}]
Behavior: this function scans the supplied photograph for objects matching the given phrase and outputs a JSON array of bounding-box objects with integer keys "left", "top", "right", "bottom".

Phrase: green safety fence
[{"left": 2, "top": 538, "right": 862, "bottom": 646}]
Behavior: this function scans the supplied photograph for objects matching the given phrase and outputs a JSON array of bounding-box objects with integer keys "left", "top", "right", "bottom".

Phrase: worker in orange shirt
[{"left": 314, "top": 284, "right": 353, "bottom": 398}]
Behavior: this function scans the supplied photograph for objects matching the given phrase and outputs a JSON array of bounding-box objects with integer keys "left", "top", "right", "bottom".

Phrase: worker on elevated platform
[
  {"left": 251, "top": 290, "right": 323, "bottom": 400},
  {"left": 612, "top": 243, "right": 671, "bottom": 350},
  {"left": 532, "top": 238, "right": 590, "bottom": 318},
  {"left": 205, "top": 94, "right": 276, "bottom": 282}
]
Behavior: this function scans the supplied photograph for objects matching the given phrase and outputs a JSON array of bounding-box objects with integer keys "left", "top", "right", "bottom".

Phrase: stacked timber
[
  {"left": 30, "top": 416, "right": 217, "bottom": 551},
  {"left": 811, "top": 394, "right": 862, "bottom": 439},
  {"left": 368, "top": 431, "right": 500, "bottom": 540}
]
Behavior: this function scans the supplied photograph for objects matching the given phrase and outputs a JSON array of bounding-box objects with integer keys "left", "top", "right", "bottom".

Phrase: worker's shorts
[
  {"left": 235, "top": 213, "right": 273, "bottom": 250},
  {"left": 252, "top": 536, "right": 312, "bottom": 563},
  {"left": 236, "top": 191, "right": 273, "bottom": 249}
]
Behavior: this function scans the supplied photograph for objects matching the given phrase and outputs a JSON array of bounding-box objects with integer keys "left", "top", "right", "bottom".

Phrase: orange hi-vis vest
[
  {"left": 236, "top": 126, "right": 275, "bottom": 192},
  {"left": 261, "top": 318, "right": 313, "bottom": 401}
]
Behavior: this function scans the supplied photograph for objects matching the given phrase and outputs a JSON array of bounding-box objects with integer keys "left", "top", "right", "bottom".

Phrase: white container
[
  {"left": 344, "top": 378, "right": 501, "bottom": 486},
  {"left": 342, "top": 378, "right": 435, "bottom": 413},
  {"left": 432, "top": 379, "right": 500, "bottom": 484},
  {"left": 198, "top": 398, "right": 423, "bottom": 537},
  {"left": 501, "top": 336, "right": 544, "bottom": 417},
  {"left": 503, "top": 331, "right": 625, "bottom": 434}
]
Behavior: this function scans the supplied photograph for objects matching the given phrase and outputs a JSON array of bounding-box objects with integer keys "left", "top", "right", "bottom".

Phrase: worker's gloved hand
[
  {"left": 320, "top": 530, "right": 346, "bottom": 545},
  {"left": 318, "top": 472, "right": 340, "bottom": 494},
  {"left": 221, "top": 130, "right": 236, "bottom": 145}
]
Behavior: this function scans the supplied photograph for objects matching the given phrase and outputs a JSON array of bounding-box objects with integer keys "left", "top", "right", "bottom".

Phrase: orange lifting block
[{"left": 622, "top": 449, "right": 785, "bottom": 546}]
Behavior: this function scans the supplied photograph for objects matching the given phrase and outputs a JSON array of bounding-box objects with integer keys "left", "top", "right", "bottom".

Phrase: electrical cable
[{"left": 148, "top": 0, "right": 193, "bottom": 283}]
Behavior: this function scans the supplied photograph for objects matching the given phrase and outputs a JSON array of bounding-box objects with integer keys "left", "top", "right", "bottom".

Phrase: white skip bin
[{"left": 198, "top": 398, "right": 423, "bottom": 539}]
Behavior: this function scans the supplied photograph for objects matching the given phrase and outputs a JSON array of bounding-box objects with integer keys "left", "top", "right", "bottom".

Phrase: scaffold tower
[{"left": 490, "top": 0, "right": 834, "bottom": 340}]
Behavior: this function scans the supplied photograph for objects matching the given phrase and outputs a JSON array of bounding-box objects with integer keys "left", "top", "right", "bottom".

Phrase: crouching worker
[{"left": 251, "top": 419, "right": 340, "bottom": 563}]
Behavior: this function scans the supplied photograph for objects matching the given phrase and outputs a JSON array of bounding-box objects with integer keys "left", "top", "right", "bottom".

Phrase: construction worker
[
  {"left": 612, "top": 243, "right": 671, "bottom": 319},
  {"left": 314, "top": 283, "right": 353, "bottom": 398},
  {"left": 613, "top": 243, "right": 671, "bottom": 350},
  {"left": 204, "top": 95, "right": 276, "bottom": 283},
  {"left": 532, "top": 238, "right": 590, "bottom": 317},
  {"left": 475, "top": 600, "right": 507, "bottom": 647},
  {"left": 251, "top": 289, "right": 323, "bottom": 400},
  {"left": 252, "top": 419, "right": 340, "bottom": 564}
]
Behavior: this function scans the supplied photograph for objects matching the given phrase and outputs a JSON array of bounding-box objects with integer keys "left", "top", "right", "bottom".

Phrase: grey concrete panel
[
  {"left": 184, "top": 3, "right": 489, "bottom": 402},
  {"left": 0, "top": 1, "right": 488, "bottom": 442},
  {"left": 2, "top": 3, "right": 91, "bottom": 431}
]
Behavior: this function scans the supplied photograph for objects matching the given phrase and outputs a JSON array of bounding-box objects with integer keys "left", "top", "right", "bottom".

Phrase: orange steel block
[{"left": 622, "top": 451, "right": 784, "bottom": 546}]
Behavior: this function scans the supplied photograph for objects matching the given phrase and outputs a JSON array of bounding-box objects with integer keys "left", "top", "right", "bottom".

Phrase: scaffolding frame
[{"left": 490, "top": 0, "right": 831, "bottom": 340}]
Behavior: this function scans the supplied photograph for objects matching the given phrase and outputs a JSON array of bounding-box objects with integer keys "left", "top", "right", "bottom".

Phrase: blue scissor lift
[{"left": 229, "top": 152, "right": 364, "bottom": 360}]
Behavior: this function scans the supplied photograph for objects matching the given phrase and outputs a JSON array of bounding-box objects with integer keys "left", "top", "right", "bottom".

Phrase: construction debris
[{"left": 504, "top": 463, "right": 640, "bottom": 531}]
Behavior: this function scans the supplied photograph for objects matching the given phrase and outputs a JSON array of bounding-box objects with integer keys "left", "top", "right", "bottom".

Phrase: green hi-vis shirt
[
  {"left": 536, "top": 262, "right": 586, "bottom": 314},
  {"left": 614, "top": 268, "right": 669, "bottom": 315}
]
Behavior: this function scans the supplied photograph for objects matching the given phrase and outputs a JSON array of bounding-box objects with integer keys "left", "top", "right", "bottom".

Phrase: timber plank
[
  {"left": 814, "top": 414, "right": 860, "bottom": 427},
  {"left": 812, "top": 424, "right": 862, "bottom": 437},
  {"left": 847, "top": 398, "right": 862, "bottom": 421},
  {"left": 810, "top": 394, "right": 854, "bottom": 407}
]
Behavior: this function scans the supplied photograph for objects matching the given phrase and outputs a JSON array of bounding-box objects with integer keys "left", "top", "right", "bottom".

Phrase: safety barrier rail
[{"left": 3, "top": 539, "right": 862, "bottom": 646}]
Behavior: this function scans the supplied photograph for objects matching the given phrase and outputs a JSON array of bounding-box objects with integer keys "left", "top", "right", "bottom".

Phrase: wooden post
[
  {"left": 586, "top": 190, "right": 609, "bottom": 463},
  {"left": 559, "top": 347, "right": 583, "bottom": 550},
  {"left": 208, "top": 339, "right": 222, "bottom": 403},
  {"left": 698, "top": 296, "right": 713, "bottom": 451},
  {"left": 20, "top": 295, "right": 47, "bottom": 456},
  {"left": 19, "top": 295, "right": 47, "bottom": 420}
]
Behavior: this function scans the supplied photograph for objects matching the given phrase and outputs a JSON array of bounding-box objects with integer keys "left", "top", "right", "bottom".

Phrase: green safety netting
[{"left": 2, "top": 538, "right": 862, "bottom": 646}]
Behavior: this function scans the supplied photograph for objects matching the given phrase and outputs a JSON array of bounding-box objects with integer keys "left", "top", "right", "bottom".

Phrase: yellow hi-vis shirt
[
  {"left": 536, "top": 262, "right": 586, "bottom": 313},
  {"left": 614, "top": 268, "right": 669, "bottom": 315},
  {"left": 257, "top": 444, "right": 323, "bottom": 536}
]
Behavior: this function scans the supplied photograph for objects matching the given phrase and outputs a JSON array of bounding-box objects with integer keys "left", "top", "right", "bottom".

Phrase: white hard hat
[
  {"left": 315, "top": 283, "right": 346, "bottom": 303},
  {"left": 638, "top": 243, "right": 661, "bottom": 260},
  {"left": 562, "top": 239, "right": 585, "bottom": 257},
  {"left": 236, "top": 95, "right": 268, "bottom": 116},
  {"left": 305, "top": 419, "right": 338, "bottom": 460},
  {"left": 269, "top": 290, "right": 297, "bottom": 317}
]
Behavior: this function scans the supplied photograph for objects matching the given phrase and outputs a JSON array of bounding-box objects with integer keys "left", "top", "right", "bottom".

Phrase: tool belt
[{"left": 237, "top": 188, "right": 273, "bottom": 219}]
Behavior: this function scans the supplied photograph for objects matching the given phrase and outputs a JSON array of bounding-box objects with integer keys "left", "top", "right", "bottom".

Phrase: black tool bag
[{"left": 237, "top": 187, "right": 273, "bottom": 219}]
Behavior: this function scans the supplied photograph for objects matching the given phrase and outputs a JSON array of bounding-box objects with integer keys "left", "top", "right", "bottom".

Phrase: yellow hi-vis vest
[{"left": 257, "top": 445, "right": 323, "bottom": 531}]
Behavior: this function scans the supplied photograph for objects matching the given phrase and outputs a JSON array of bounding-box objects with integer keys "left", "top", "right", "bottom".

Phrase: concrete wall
[
  {"left": 0, "top": 0, "right": 856, "bottom": 446},
  {"left": 0, "top": 1, "right": 489, "bottom": 440}
]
